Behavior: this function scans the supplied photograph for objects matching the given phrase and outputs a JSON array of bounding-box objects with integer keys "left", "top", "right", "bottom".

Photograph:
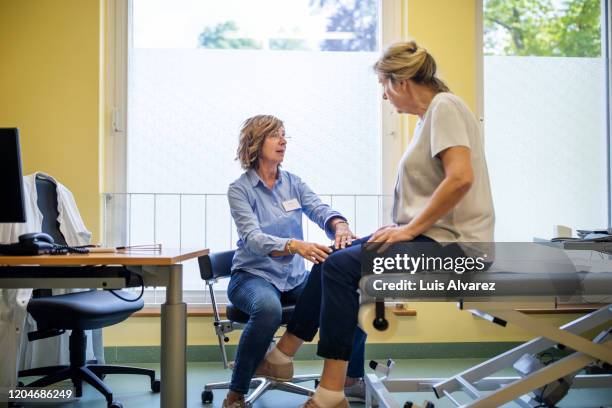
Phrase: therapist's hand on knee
[
  {"left": 293, "top": 240, "right": 333, "bottom": 264},
  {"left": 333, "top": 222, "right": 356, "bottom": 250}
]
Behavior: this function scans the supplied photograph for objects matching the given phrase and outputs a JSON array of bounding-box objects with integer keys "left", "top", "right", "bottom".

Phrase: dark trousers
[{"left": 288, "top": 235, "right": 457, "bottom": 361}]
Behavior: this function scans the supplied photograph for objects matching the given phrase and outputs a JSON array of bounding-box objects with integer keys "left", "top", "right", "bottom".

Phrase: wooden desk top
[{"left": 0, "top": 248, "right": 209, "bottom": 266}]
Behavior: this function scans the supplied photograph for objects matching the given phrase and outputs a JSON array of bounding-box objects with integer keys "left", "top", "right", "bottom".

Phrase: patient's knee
[{"left": 322, "top": 251, "right": 360, "bottom": 286}]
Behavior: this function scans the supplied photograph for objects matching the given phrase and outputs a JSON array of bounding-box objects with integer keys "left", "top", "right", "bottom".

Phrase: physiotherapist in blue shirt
[{"left": 223, "top": 115, "right": 368, "bottom": 408}]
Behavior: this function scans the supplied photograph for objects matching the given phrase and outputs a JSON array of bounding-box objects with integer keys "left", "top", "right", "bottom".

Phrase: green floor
[{"left": 17, "top": 359, "right": 612, "bottom": 408}]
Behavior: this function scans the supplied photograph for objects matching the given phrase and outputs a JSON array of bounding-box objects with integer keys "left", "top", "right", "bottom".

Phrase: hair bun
[{"left": 406, "top": 40, "right": 418, "bottom": 53}]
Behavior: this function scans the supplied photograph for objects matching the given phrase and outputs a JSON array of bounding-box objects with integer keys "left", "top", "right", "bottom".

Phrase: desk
[{"left": 0, "top": 248, "right": 208, "bottom": 408}]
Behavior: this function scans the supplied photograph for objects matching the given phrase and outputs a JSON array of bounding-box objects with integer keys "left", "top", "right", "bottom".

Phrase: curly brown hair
[{"left": 236, "top": 115, "right": 284, "bottom": 170}]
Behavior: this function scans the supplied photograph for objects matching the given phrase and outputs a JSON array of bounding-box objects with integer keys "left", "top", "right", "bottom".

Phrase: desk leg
[{"left": 161, "top": 265, "right": 186, "bottom": 408}]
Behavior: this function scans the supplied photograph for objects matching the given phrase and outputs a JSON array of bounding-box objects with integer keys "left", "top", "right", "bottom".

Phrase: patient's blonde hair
[
  {"left": 374, "top": 40, "right": 450, "bottom": 93},
  {"left": 236, "top": 115, "right": 284, "bottom": 170}
]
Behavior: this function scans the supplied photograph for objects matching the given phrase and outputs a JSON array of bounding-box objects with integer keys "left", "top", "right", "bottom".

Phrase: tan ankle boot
[
  {"left": 253, "top": 355, "right": 294, "bottom": 381},
  {"left": 301, "top": 396, "right": 349, "bottom": 408},
  {"left": 222, "top": 397, "right": 247, "bottom": 408}
]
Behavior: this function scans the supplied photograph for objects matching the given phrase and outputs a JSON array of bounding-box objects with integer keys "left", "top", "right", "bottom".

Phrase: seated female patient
[
  {"left": 260, "top": 39, "right": 495, "bottom": 408},
  {"left": 223, "top": 115, "right": 367, "bottom": 408}
]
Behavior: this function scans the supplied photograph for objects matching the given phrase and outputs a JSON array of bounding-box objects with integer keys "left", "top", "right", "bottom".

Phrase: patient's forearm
[{"left": 406, "top": 176, "right": 472, "bottom": 237}]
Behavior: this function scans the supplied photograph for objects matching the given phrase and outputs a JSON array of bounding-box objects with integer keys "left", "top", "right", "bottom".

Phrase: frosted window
[
  {"left": 484, "top": 56, "right": 607, "bottom": 241},
  {"left": 127, "top": 50, "right": 380, "bottom": 195}
]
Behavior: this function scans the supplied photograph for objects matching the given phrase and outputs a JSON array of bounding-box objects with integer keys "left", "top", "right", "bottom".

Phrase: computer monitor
[{"left": 0, "top": 128, "right": 26, "bottom": 223}]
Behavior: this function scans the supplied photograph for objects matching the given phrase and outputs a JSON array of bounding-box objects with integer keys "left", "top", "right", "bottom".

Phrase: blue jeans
[
  {"left": 227, "top": 270, "right": 367, "bottom": 394},
  {"left": 288, "top": 235, "right": 460, "bottom": 361}
]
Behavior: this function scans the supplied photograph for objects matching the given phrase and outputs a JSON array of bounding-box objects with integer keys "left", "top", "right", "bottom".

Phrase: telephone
[
  {"left": 18, "top": 232, "right": 57, "bottom": 253},
  {"left": 0, "top": 232, "right": 89, "bottom": 255}
]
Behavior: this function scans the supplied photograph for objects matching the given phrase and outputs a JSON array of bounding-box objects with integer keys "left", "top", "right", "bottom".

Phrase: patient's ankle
[{"left": 276, "top": 332, "right": 303, "bottom": 357}]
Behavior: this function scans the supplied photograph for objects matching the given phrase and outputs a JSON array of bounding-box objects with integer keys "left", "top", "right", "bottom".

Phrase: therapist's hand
[
  {"left": 333, "top": 222, "right": 357, "bottom": 249},
  {"left": 294, "top": 240, "right": 333, "bottom": 264}
]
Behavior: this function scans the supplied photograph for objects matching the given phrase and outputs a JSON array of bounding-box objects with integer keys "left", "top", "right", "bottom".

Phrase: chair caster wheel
[
  {"left": 109, "top": 401, "right": 123, "bottom": 408},
  {"left": 151, "top": 379, "right": 161, "bottom": 393},
  {"left": 404, "top": 402, "right": 434, "bottom": 408},
  {"left": 202, "top": 390, "right": 214, "bottom": 404}
]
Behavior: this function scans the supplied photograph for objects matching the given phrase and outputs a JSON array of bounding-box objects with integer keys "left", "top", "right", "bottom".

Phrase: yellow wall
[
  {"left": 402, "top": 0, "right": 478, "bottom": 147},
  {"left": 0, "top": 0, "right": 103, "bottom": 241},
  {"left": 407, "top": 0, "right": 478, "bottom": 111}
]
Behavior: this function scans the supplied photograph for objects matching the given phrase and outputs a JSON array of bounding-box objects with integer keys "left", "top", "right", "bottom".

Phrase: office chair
[
  {"left": 199, "top": 250, "right": 319, "bottom": 406},
  {"left": 17, "top": 176, "right": 160, "bottom": 408}
]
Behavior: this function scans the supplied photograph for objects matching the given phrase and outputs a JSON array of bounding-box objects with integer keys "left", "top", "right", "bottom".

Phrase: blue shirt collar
[{"left": 247, "top": 168, "right": 282, "bottom": 188}]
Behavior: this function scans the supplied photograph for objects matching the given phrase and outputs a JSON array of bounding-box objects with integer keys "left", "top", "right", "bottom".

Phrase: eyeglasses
[{"left": 267, "top": 132, "right": 291, "bottom": 140}]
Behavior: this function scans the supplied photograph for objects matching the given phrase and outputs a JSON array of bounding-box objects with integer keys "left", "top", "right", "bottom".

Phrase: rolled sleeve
[
  {"left": 296, "top": 177, "right": 346, "bottom": 240},
  {"left": 228, "top": 184, "right": 289, "bottom": 256}
]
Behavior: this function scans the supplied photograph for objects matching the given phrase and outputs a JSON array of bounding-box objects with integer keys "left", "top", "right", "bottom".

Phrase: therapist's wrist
[
  {"left": 330, "top": 218, "right": 348, "bottom": 231},
  {"left": 286, "top": 239, "right": 297, "bottom": 255}
]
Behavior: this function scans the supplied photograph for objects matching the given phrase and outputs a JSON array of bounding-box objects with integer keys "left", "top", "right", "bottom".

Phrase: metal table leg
[{"left": 161, "top": 264, "right": 186, "bottom": 408}]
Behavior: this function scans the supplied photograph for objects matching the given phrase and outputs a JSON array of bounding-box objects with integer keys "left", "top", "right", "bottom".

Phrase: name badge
[{"left": 282, "top": 198, "right": 301, "bottom": 212}]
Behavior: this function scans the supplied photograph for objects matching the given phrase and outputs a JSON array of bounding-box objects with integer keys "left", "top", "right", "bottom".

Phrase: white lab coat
[{"left": 0, "top": 173, "right": 104, "bottom": 392}]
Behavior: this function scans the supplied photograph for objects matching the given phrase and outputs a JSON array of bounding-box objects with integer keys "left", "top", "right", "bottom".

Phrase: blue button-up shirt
[{"left": 227, "top": 168, "right": 345, "bottom": 291}]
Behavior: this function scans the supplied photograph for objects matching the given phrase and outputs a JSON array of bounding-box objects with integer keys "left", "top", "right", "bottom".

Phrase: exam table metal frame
[{"left": 363, "top": 299, "right": 611, "bottom": 408}]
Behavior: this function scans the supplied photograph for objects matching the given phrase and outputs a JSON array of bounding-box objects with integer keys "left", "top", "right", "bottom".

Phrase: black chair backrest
[
  {"left": 33, "top": 176, "right": 67, "bottom": 298},
  {"left": 35, "top": 176, "right": 67, "bottom": 245},
  {"left": 199, "top": 250, "right": 235, "bottom": 281}
]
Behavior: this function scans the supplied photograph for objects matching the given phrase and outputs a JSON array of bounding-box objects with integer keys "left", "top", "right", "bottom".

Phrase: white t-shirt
[{"left": 392, "top": 92, "right": 495, "bottom": 243}]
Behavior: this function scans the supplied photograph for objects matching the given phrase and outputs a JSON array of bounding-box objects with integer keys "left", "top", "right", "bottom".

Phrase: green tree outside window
[{"left": 484, "top": 0, "right": 601, "bottom": 57}]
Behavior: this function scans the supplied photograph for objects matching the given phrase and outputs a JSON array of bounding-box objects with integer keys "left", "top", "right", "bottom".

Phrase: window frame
[{"left": 104, "top": 0, "right": 130, "bottom": 246}]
